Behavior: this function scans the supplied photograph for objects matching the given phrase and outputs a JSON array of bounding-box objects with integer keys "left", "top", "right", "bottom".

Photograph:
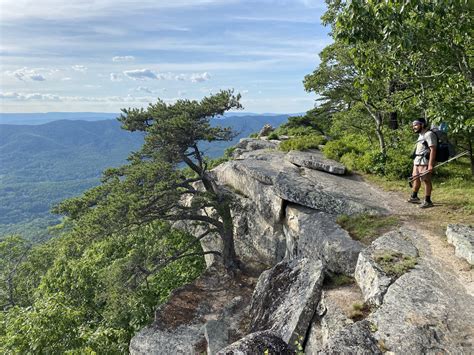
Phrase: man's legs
[{"left": 408, "top": 165, "right": 422, "bottom": 203}]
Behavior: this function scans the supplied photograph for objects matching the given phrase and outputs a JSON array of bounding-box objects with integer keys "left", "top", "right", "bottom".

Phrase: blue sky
[{"left": 0, "top": 0, "right": 330, "bottom": 113}]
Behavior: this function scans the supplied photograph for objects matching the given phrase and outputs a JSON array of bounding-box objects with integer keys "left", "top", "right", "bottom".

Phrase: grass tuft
[{"left": 336, "top": 213, "right": 401, "bottom": 245}]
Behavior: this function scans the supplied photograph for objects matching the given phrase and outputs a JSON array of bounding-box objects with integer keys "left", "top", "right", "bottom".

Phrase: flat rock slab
[
  {"left": 369, "top": 263, "right": 474, "bottom": 353},
  {"left": 284, "top": 205, "right": 363, "bottom": 275},
  {"left": 249, "top": 257, "right": 325, "bottom": 346},
  {"left": 446, "top": 224, "right": 474, "bottom": 265},
  {"left": 286, "top": 149, "right": 346, "bottom": 175},
  {"left": 215, "top": 149, "right": 389, "bottom": 216},
  {"left": 355, "top": 229, "right": 419, "bottom": 306},
  {"left": 318, "top": 320, "right": 382, "bottom": 354}
]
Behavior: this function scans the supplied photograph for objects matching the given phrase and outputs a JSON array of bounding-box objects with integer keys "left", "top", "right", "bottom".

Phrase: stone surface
[
  {"left": 286, "top": 149, "right": 346, "bottom": 175},
  {"left": 369, "top": 263, "right": 474, "bottom": 353},
  {"left": 258, "top": 123, "right": 274, "bottom": 137},
  {"left": 319, "top": 320, "right": 382, "bottom": 354},
  {"left": 249, "top": 257, "right": 324, "bottom": 346},
  {"left": 355, "top": 229, "right": 419, "bottom": 306},
  {"left": 130, "top": 265, "right": 256, "bottom": 355},
  {"left": 446, "top": 224, "right": 474, "bottom": 265},
  {"left": 231, "top": 138, "right": 279, "bottom": 158},
  {"left": 284, "top": 205, "right": 363, "bottom": 275},
  {"left": 305, "top": 284, "right": 364, "bottom": 354},
  {"left": 216, "top": 330, "right": 293, "bottom": 355}
]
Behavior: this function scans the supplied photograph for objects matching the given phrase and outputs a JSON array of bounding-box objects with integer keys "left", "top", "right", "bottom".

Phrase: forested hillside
[{"left": 0, "top": 114, "right": 290, "bottom": 239}]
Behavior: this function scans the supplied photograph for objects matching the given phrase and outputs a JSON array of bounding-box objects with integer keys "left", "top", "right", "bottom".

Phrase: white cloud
[
  {"left": 30, "top": 74, "right": 46, "bottom": 81},
  {"left": 62, "top": 77, "right": 72, "bottom": 81},
  {"left": 112, "top": 55, "right": 135, "bottom": 62},
  {"left": 0, "top": 92, "right": 61, "bottom": 101},
  {"left": 5, "top": 68, "right": 48, "bottom": 81},
  {"left": 136, "top": 86, "right": 154, "bottom": 93},
  {"left": 178, "top": 90, "right": 187, "bottom": 97},
  {"left": 71, "top": 65, "right": 87, "bottom": 72},
  {"left": 124, "top": 68, "right": 160, "bottom": 80},
  {"left": 175, "top": 74, "right": 187, "bottom": 81},
  {"left": 110, "top": 73, "right": 122, "bottom": 81},
  {"left": 190, "top": 72, "right": 211, "bottom": 83}
]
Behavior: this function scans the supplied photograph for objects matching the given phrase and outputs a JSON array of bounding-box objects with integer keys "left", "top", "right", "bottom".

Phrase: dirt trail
[{"left": 373, "top": 186, "right": 473, "bottom": 296}]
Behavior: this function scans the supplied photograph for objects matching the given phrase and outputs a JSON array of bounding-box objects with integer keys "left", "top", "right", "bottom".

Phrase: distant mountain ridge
[
  {"left": 0, "top": 114, "right": 291, "bottom": 238},
  {"left": 0, "top": 111, "right": 303, "bottom": 125}
]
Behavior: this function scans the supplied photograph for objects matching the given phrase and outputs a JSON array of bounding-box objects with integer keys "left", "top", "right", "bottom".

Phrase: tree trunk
[
  {"left": 218, "top": 203, "right": 238, "bottom": 270},
  {"left": 364, "top": 103, "right": 386, "bottom": 155},
  {"left": 389, "top": 111, "right": 398, "bottom": 130},
  {"left": 201, "top": 172, "right": 239, "bottom": 270},
  {"left": 388, "top": 81, "right": 399, "bottom": 130},
  {"left": 468, "top": 134, "right": 474, "bottom": 176}
]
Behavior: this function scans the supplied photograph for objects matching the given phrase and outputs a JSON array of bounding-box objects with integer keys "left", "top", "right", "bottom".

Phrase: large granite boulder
[
  {"left": 284, "top": 204, "right": 363, "bottom": 275},
  {"left": 368, "top": 262, "right": 474, "bottom": 353},
  {"left": 257, "top": 124, "right": 274, "bottom": 137},
  {"left": 286, "top": 149, "right": 346, "bottom": 175},
  {"left": 231, "top": 138, "right": 279, "bottom": 158},
  {"left": 216, "top": 149, "right": 387, "bottom": 217},
  {"left": 248, "top": 257, "right": 325, "bottom": 346},
  {"left": 446, "top": 224, "right": 474, "bottom": 265},
  {"left": 216, "top": 330, "right": 293, "bottom": 355},
  {"left": 355, "top": 229, "right": 419, "bottom": 306}
]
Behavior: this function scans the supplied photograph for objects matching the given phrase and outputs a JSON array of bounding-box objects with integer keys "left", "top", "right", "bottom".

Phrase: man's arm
[{"left": 428, "top": 145, "right": 436, "bottom": 171}]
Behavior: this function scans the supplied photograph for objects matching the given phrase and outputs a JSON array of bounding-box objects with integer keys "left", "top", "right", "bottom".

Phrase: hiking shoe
[
  {"left": 419, "top": 201, "right": 434, "bottom": 208},
  {"left": 407, "top": 196, "right": 421, "bottom": 203}
]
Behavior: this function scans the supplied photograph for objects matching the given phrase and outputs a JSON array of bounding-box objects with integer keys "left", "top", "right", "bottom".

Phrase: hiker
[{"left": 407, "top": 117, "right": 437, "bottom": 208}]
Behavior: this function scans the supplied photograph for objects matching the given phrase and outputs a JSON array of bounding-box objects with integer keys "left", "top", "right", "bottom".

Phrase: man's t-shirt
[{"left": 414, "top": 130, "right": 437, "bottom": 166}]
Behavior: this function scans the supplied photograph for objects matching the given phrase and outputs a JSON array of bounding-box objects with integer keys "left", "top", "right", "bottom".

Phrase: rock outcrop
[
  {"left": 130, "top": 138, "right": 474, "bottom": 354},
  {"left": 446, "top": 224, "right": 474, "bottom": 265}
]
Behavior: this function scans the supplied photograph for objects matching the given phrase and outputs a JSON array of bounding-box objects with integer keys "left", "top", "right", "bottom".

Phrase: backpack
[{"left": 423, "top": 128, "right": 452, "bottom": 162}]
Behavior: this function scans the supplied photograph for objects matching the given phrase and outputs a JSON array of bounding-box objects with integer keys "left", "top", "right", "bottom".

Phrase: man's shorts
[{"left": 413, "top": 165, "right": 431, "bottom": 181}]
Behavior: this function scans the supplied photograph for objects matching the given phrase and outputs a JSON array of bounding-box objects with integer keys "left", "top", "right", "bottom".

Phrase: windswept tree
[{"left": 54, "top": 90, "right": 243, "bottom": 270}]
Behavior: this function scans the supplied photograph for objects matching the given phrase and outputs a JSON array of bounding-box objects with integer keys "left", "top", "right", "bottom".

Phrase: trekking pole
[{"left": 408, "top": 150, "right": 470, "bottom": 185}]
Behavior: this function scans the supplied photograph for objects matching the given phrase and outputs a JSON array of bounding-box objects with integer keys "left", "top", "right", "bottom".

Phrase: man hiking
[{"left": 407, "top": 117, "right": 437, "bottom": 208}]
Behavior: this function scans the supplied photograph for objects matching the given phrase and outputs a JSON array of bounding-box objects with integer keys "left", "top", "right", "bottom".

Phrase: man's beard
[{"left": 414, "top": 127, "right": 422, "bottom": 133}]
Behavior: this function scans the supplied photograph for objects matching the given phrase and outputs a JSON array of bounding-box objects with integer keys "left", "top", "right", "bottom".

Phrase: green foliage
[
  {"left": 279, "top": 134, "right": 326, "bottom": 152},
  {"left": 374, "top": 251, "right": 418, "bottom": 278},
  {"left": 275, "top": 109, "right": 332, "bottom": 138},
  {"left": 336, "top": 214, "right": 401, "bottom": 245},
  {"left": 0, "top": 222, "right": 205, "bottom": 353},
  {"left": 323, "top": 272, "right": 355, "bottom": 289}
]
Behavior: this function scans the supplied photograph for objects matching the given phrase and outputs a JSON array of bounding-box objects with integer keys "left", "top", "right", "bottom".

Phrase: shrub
[
  {"left": 279, "top": 134, "right": 326, "bottom": 152},
  {"left": 267, "top": 132, "right": 279, "bottom": 140}
]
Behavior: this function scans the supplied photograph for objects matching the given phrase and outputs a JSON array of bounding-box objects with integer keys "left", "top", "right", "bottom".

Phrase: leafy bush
[
  {"left": 279, "top": 134, "right": 326, "bottom": 152},
  {"left": 267, "top": 132, "right": 279, "bottom": 140}
]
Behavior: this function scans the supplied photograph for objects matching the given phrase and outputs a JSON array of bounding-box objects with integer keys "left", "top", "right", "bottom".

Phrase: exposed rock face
[
  {"left": 216, "top": 330, "right": 293, "bottom": 355},
  {"left": 355, "top": 230, "right": 419, "bottom": 306},
  {"left": 286, "top": 150, "right": 346, "bottom": 175},
  {"left": 131, "top": 141, "right": 474, "bottom": 354},
  {"left": 368, "top": 263, "right": 474, "bottom": 353},
  {"left": 231, "top": 138, "right": 279, "bottom": 158},
  {"left": 257, "top": 123, "right": 274, "bottom": 137},
  {"left": 130, "top": 265, "right": 256, "bottom": 354},
  {"left": 319, "top": 320, "right": 382, "bottom": 354},
  {"left": 305, "top": 283, "right": 365, "bottom": 353},
  {"left": 284, "top": 205, "right": 363, "bottom": 275},
  {"left": 249, "top": 257, "right": 324, "bottom": 346},
  {"left": 446, "top": 224, "right": 474, "bottom": 265}
]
